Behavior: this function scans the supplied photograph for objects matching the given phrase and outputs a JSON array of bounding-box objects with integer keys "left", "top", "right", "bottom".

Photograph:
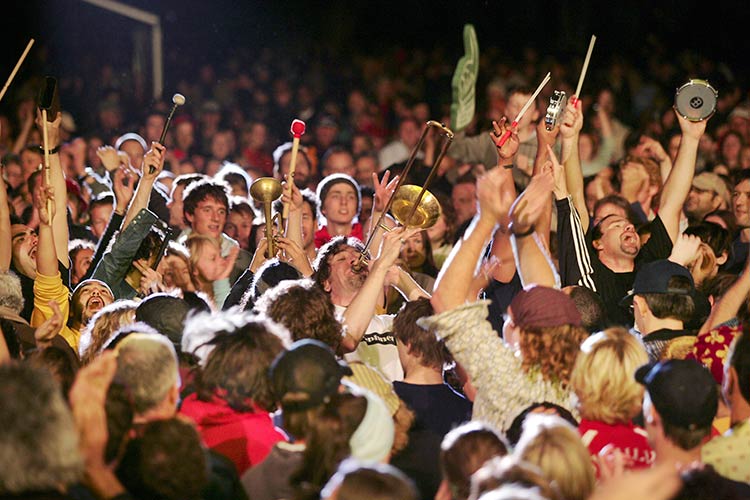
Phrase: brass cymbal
[{"left": 390, "top": 184, "right": 442, "bottom": 229}]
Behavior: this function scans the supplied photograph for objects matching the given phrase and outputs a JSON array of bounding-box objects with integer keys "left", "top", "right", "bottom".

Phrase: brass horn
[
  {"left": 357, "top": 120, "right": 453, "bottom": 266},
  {"left": 250, "top": 177, "right": 283, "bottom": 258}
]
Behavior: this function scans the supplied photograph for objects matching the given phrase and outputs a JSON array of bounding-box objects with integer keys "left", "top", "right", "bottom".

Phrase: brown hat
[{"left": 509, "top": 285, "right": 582, "bottom": 329}]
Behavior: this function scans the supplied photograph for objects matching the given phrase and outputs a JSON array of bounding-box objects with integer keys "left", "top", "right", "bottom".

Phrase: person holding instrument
[{"left": 313, "top": 228, "right": 429, "bottom": 382}]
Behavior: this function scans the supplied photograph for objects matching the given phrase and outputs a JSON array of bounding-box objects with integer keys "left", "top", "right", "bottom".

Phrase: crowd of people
[{"left": 1, "top": 32, "right": 750, "bottom": 500}]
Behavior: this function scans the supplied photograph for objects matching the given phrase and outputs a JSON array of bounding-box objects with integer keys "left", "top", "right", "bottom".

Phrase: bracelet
[
  {"left": 509, "top": 222, "right": 535, "bottom": 238},
  {"left": 37, "top": 145, "right": 61, "bottom": 155}
]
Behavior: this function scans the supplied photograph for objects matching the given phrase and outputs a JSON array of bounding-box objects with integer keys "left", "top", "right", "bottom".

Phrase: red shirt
[
  {"left": 578, "top": 418, "right": 655, "bottom": 475},
  {"left": 180, "top": 393, "right": 287, "bottom": 474},
  {"left": 314, "top": 222, "right": 364, "bottom": 248}
]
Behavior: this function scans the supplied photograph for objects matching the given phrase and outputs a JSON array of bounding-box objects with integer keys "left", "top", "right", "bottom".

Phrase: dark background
[{"left": 1, "top": 0, "right": 746, "bottom": 78}]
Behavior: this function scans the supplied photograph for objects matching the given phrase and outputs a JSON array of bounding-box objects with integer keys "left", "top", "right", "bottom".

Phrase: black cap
[
  {"left": 635, "top": 359, "right": 718, "bottom": 430},
  {"left": 269, "top": 339, "right": 352, "bottom": 412},
  {"left": 621, "top": 260, "right": 694, "bottom": 305}
]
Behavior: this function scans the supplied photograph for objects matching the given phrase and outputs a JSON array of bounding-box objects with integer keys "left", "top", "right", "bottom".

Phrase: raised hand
[
  {"left": 69, "top": 351, "right": 119, "bottom": 471},
  {"left": 547, "top": 144, "right": 568, "bottom": 198},
  {"left": 377, "top": 227, "right": 419, "bottom": 269},
  {"left": 280, "top": 178, "right": 303, "bottom": 212},
  {"left": 249, "top": 238, "right": 270, "bottom": 273},
  {"left": 35, "top": 110, "right": 61, "bottom": 148},
  {"left": 34, "top": 184, "right": 55, "bottom": 226},
  {"left": 276, "top": 236, "right": 313, "bottom": 276},
  {"left": 536, "top": 114, "right": 560, "bottom": 148},
  {"left": 635, "top": 135, "right": 668, "bottom": 163},
  {"left": 490, "top": 117, "right": 520, "bottom": 161},
  {"left": 675, "top": 107, "right": 708, "bottom": 141},
  {"left": 96, "top": 146, "right": 129, "bottom": 172},
  {"left": 669, "top": 233, "right": 702, "bottom": 267},
  {"left": 133, "top": 260, "right": 165, "bottom": 295},
  {"left": 477, "top": 166, "right": 513, "bottom": 223},
  {"left": 509, "top": 168, "right": 554, "bottom": 235},
  {"left": 142, "top": 142, "right": 166, "bottom": 180},
  {"left": 217, "top": 245, "right": 239, "bottom": 281},
  {"left": 34, "top": 300, "right": 63, "bottom": 349},
  {"left": 560, "top": 100, "right": 583, "bottom": 140},
  {"left": 112, "top": 166, "right": 135, "bottom": 213},
  {"left": 372, "top": 170, "right": 399, "bottom": 213}
]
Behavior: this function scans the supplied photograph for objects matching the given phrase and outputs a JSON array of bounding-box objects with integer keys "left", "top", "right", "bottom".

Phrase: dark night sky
[{"left": 0, "top": 0, "right": 747, "bottom": 88}]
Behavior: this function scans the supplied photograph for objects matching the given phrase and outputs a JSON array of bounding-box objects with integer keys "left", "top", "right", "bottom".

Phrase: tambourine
[
  {"left": 544, "top": 90, "right": 568, "bottom": 131},
  {"left": 674, "top": 79, "right": 718, "bottom": 122}
]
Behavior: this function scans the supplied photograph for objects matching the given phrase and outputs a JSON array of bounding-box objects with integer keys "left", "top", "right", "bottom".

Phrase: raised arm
[
  {"left": 559, "top": 99, "right": 589, "bottom": 232},
  {"left": 530, "top": 120, "right": 559, "bottom": 246},
  {"left": 0, "top": 173, "right": 11, "bottom": 272},
  {"left": 34, "top": 184, "right": 58, "bottom": 277},
  {"left": 122, "top": 142, "right": 165, "bottom": 230},
  {"left": 282, "top": 180, "right": 304, "bottom": 247},
  {"left": 364, "top": 171, "right": 399, "bottom": 254},
  {"left": 509, "top": 147, "right": 559, "bottom": 288},
  {"left": 635, "top": 135, "right": 673, "bottom": 188},
  {"left": 699, "top": 240, "right": 750, "bottom": 334},
  {"left": 342, "top": 227, "right": 413, "bottom": 351},
  {"left": 37, "top": 112, "right": 69, "bottom": 268},
  {"left": 659, "top": 111, "right": 706, "bottom": 242},
  {"left": 11, "top": 101, "right": 34, "bottom": 155},
  {"left": 432, "top": 166, "right": 511, "bottom": 314},
  {"left": 486, "top": 118, "right": 521, "bottom": 284}
]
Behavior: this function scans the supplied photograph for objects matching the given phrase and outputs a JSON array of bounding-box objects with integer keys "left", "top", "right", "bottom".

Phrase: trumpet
[
  {"left": 355, "top": 120, "right": 454, "bottom": 267},
  {"left": 250, "top": 177, "right": 283, "bottom": 259}
]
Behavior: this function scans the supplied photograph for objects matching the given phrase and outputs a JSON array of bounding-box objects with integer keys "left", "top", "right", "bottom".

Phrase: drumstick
[
  {"left": 496, "top": 72, "right": 551, "bottom": 147},
  {"left": 0, "top": 39, "right": 34, "bottom": 103},
  {"left": 41, "top": 109, "right": 53, "bottom": 223},
  {"left": 150, "top": 93, "right": 186, "bottom": 174},
  {"left": 282, "top": 119, "right": 306, "bottom": 220},
  {"left": 572, "top": 35, "right": 597, "bottom": 105}
]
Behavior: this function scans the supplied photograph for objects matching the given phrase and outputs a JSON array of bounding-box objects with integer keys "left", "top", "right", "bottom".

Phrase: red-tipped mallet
[
  {"left": 282, "top": 119, "right": 306, "bottom": 220},
  {"left": 495, "top": 72, "right": 551, "bottom": 148}
]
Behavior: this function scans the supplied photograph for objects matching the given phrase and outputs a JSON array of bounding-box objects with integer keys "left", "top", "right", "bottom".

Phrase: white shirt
[{"left": 334, "top": 305, "right": 404, "bottom": 382}]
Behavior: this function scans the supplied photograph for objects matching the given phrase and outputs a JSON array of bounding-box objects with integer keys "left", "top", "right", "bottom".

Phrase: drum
[
  {"left": 674, "top": 79, "right": 718, "bottom": 122},
  {"left": 544, "top": 90, "right": 568, "bottom": 131}
]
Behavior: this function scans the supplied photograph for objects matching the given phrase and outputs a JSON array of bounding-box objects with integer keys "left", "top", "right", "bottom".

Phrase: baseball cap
[
  {"left": 269, "top": 339, "right": 353, "bottom": 412},
  {"left": 621, "top": 260, "right": 694, "bottom": 304},
  {"left": 635, "top": 359, "right": 718, "bottom": 430},
  {"left": 692, "top": 172, "right": 731, "bottom": 208}
]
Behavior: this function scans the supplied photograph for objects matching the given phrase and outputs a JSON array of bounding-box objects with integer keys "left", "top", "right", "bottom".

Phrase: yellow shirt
[
  {"left": 702, "top": 418, "right": 750, "bottom": 483},
  {"left": 31, "top": 272, "right": 79, "bottom": 351}
]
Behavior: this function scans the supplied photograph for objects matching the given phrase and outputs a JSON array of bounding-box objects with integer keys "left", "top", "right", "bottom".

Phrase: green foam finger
[{"left": 451, "top": 24, "right": 479, "bottom": 133}]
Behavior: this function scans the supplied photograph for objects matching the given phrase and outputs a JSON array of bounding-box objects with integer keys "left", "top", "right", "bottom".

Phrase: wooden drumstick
[
  {"left": 0, "top": 39, "right": 34, "bottom": 103},
  {"left": 282, "top": 119, "right": 306, "bottom": 220},
  {"left": 572, "top": 35, "right": 596, "bottom": 105},
  {"left": 496, "top": 72, "right": 551, "bottom": 147}
]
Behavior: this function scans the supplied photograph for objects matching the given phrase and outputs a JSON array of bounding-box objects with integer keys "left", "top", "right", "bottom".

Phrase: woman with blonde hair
[
  {"left": 570, "top": 327, "right": 654, "bottom": 472},
  {"left": 157, "top": 241, "right": 199, "bottom": 293},
  {"left": 78, "top": 299, "right": 138, "bottom": 364},
  {"left": 185, "top": 234, "right": 237, "bottom": 308},
  {"left": 514, "top": 414, "right": 595, "bottom": 500}
]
